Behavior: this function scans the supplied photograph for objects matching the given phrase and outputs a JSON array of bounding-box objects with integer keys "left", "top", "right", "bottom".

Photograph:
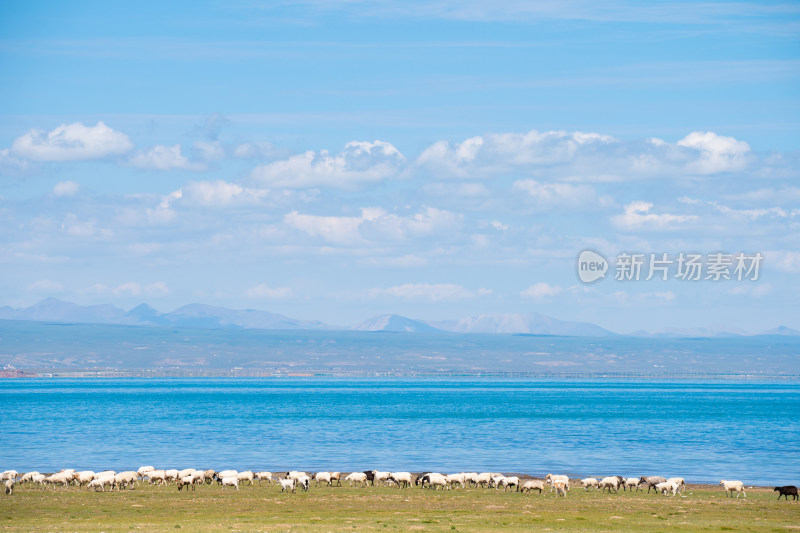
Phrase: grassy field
[{"left": 1, "top": 482, "right": 798, "bottom": 532}]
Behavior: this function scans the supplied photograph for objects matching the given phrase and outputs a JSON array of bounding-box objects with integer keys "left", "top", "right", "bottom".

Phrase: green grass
[{"left": 1, "top": 483, "right": 798, "bottom": 532}]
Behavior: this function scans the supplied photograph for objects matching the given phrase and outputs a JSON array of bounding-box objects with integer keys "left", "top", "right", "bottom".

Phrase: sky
[{"left": 0, "top": 0, "right": 798, "bottom": 333}]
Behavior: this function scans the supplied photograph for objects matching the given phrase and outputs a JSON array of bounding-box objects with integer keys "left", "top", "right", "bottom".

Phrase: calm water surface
[{"left": 1, "top": 379, "right": 798, "bottom": 485}]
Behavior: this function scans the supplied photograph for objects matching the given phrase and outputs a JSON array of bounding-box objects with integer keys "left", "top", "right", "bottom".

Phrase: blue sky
[{"left": 1, "top": 1, "right": 798, "bottom": 333}]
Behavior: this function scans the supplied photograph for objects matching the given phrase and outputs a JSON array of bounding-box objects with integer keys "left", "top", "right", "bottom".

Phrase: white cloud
[
  {"left": 521, "top": 282, "right": 563, "bottom": 299},
  {"left": 417, "top": 129, "right": 617, "bottom": 179},
  {"left": 512, "top": 179, "right": 609, "bottom": 208},
  {"left": 766, "top": 251, "right": 800, "bottom": 273},
  {"left": 234, "top": 141, "right": 286, "bottom": 160},
  {"left": 193, "top": 141, "right": 225, "bottom": 162},
  {"left": 250, "top": 140, "right": 405, "bottom": 189},
  {"left": 414, "top": 129, "right": 763, "bottom": 182},
  {"left": 729, "top": 283, "right": 772, "bottom": 297},
  {"left": 28, "top": 279, "right": 64, "bottom": 292},
  {"left": 181, "top": 180, "right": 267, "bottom": 207},
  {"left": 0, "top": 148, "right": 29, "bottom": 174},
  {"left": 360, "top": 254, "right": 429, "bottom": 268},
  {"left": 611, "top": 201, "right": 697, "bottom": 231},
  {"left": 12, "top": 121, "right": 133, "bottom": 161},
  {"left": 366, "top": 283, "right": 479, "bottom": 301},
  {"left": 610, "top": 290, "right": 676, "bottom": 305},
  {"left": 245, "top": 284, "right": 294, "bottom": 299},
  {"left": 129, "top": 144, "right": 205, "bottom": 171},
  {"left": 284, "top": 206, "right": 461, "bottom": 245},
  {"left": 676, "top": 131, "right": 751, "bottom": 174},
  {"left": 723, "top": 187, "right": 800, "bottom": 204},
  {"left": 82, "top": 281, "right": 169, "bottom": 297},
  {"left": 61, "top": 214, "right": 113, "bottom": 239},
  {"left": 284, "top": 210, "right": 370, "bottom": 245},
  {"left": 53, "top": 181, "right": 80, "bottom": 197}
]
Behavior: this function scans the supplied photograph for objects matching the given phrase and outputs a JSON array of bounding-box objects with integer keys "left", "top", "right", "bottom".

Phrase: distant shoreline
[{"left": 3, "top": 369, "right": 800, "bottom": 380}]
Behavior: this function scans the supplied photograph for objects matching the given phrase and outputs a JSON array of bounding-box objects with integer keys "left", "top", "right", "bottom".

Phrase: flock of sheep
[{"left": 3, "top": 468, "right": 791, "bottom": 500}]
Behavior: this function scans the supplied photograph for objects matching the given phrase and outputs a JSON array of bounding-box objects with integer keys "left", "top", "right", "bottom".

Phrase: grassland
[{"left": 1, "top": 482, "right": 798, "bottom": 532}]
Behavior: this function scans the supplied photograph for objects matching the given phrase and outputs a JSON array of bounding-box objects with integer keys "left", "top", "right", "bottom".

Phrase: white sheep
[
  {"left": 330, "top": 472, "right": 341, "bottom": 486},
  {"left": 177, "top": 475, "right": 197, "bottom": 491},
  {"left": 32, "top": 474, "right": 46, "bottom": 488},
  {"left": 286, "top": 471, "right": 307, "bottom": 482},
  {"left": 521, "top": 480, "right": 544, "bottom": 494},
  {"left": 424, "top": 473, "right": 449, "bottom": 490},
  {"left": 553, "top": 480, "right": 568, "bottom": 497},
  {"left": 345, "top": 472, "right": 367, "bottom": 487},
  {"left": 255, "top": 472, "right": 273, "bottom": 485},
  {"left": 279, "top": 477, "right": 296, "bottom": 493},
  {"left": 237, "top": 471, "right": 255, "bottom": 486},
  {"left": 581, "top": 478, "right": 599, "bottom": 490},
  {"left": 113, "top": 471, "right": 138, "bottom": 490},
  {"left": 667, "top": 477, "right": 685, "bottom": 493},
  {"left": 221, "top": 476, "right": 239, "bottom": 491},
  {"left": 46, "top": 472, "right": 71, "bottom": 489},
  {"left": 655, "top": 481, "right": 680, "bottom": 496},
  {"left": 148, "top": 470, "right": 167, "bottom": 485},
  {"left": 4, "top": 479, "right": 14, "bottom": 495},
  {"left": 297, "top": 475, "right": 311, "bottom": 492},
  {"left": 89, "top": 475, "right": 114, "bottom": 492},
  {"left": 164, "top": 469, "right": 179, "bottom": 483},
  {"left": 1, "top": 470, "right": 18, "bottom": 482},
  {"left": 389, "top": 472, "right": 413, "bottom": 488},
  {"left": 372, "top": 471, "right": 392, "bottom": 486},
  {"left": 599, "top": 476, "right": 620, "bottom": 493},
  {"left": 178, "top": 468, "right": 196, "bottom": 479},
  {"left": 19, "top": 472, "right": 40, "bottom": 483},
  {"left": 461, "top": 473, "right": 478, "bottom": 487},
  {"left": 216, "top": 470, "right": 238, "bottom": 483},
  {"left": 314, "top": 472, "right": 332, "bottom": 487},
  {"left": 545, "top": 474, "right": 570, "bottom": 492},
  {"left": 445, "top": 473, "right": 466, "bottom": 489},
  {"left": 624, "top": 477, "right": 640, "bottom": 491},
  {"left": 137, "top": 466, "right": 155, "bottom": 479},
  {"left": 720, "top": 480, "right": 746, "bottom": 498},
  {"left": 499, "top": 476, "right": 520, "bottom": 492},
  {"left": 76, "top": 471, "right": 95, "bottom": 487},
  {"left": 474, "top": 472, "right": 493, "bottom": 488}
]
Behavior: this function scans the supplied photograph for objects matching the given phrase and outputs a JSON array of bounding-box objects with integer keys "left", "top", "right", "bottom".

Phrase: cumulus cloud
[
  {"left": 729, "top": 283, "right": 773, "bottom": 297},
  {"left": 250, "top": 140, "right": 405, "bottom": 188},
  {"left": 181, "top": 180, "right": 267, "bottom": 207},
  {"left": 366, "top": 283, "right": 480, "bottom": 301},
  {"left": 12, "top": 121, "right": 133, "bottom": 161},
  {"left": 766, "top": 251, "right": 800, "bottom": 273},
  {"left": 28, "top": 279, "right": 64, "bottom": 292},
  {"left": 611, "top": 201, "right": 697, "bottom": 231},
  {"left": 284, "top": 206, "right": 461, "bottom": 245},
  {"left": 129, "top": 144, "right": 205, "bottom": 171},
  {"left": 414, "top": 129, "right": 760, "bottom": 181},
  {"left": 82, "top": 281, "right": 169, "bottom": 297},
  {"left": 245, "top": 284, "right": 294, "bottom": 299},
  {"left": 521, "top": 282, "right": 563, "bottom": 299},
  {"left": 61, "top": 214, "right": 113, "bottom": 240},
  {"left": 234, "top": 141, "right": 287, "bottom": 160},
  {"left": 676, "top": 131, "right": 751, "bottom": 174},
  {"left": 193, "top": 141, "right": 225, "bottom": 162},
  {"left": 53, "top": 181, "right": 80, "bottom": 197},
  {"left": 512, "top": 179, "right": 610, "bottom": 208},
  {"left": 416, "top": 129, "right": 617, "bottom": 179},
  {"left": 0, "top": 148, "right": 29, "bottom": 174}
]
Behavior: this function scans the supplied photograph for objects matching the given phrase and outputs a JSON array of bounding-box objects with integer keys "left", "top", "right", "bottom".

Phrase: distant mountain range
[
  {"left": 0, "top": 298, "right": 330, "bottom": 331},
  {"left": 0, "top": 298, "right": 796, "bottom": 337}
]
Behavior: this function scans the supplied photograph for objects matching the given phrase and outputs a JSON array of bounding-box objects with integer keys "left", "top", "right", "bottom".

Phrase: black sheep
[{"left": 774, "top": 485, "right": 798, "bottom": 501}]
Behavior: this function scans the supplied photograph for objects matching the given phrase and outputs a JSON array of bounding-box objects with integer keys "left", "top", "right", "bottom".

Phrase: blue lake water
[{"left": 1, "top": 378, "right": 798, "bottom": 485}]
